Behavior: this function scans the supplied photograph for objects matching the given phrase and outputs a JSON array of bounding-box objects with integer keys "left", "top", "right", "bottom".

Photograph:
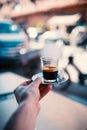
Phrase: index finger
[
  {"left": 20, "top": 80, "right": 33, "bottom": 86},
  {"left": 30, "top": 78, "right": 42, "bottom": 88},
  {"left": 14, "top": 80, "right": 32, "bottom": 94}
]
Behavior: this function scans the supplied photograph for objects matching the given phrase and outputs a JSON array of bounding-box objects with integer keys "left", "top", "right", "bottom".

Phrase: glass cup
[{"left": 40, "top": 57, "right": 59, "bottom": 83}]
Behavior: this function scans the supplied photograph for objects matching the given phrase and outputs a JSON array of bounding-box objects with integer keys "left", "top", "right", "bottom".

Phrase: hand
[
  {"left": 14, "top": 78, "right": 52, "bottom": 116},
  {"left": 14, "top": 78, "right": 52, "bottom": 103}
]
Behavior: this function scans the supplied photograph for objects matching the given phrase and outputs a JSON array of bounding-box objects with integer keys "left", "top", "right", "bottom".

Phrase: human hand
[
  {"left": 14, "top": 78, "right": 52, "bottom": 103},
  {"left": 14, "top": 78, "right": 52, "bottom": 117}
]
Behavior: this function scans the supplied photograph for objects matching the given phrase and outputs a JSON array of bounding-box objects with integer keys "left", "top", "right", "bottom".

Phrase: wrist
[{"left": 20, "top": 97, "right": 40, "bottom": 119}]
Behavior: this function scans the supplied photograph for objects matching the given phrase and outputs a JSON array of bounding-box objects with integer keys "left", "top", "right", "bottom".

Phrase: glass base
[{"left": 44, "top": 79, "right": 57, "bottom": 83}]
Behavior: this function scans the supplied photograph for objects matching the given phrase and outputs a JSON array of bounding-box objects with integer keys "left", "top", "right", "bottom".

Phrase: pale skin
[{"left": 4, "top": 78, "right": 52, "bottom": 130}]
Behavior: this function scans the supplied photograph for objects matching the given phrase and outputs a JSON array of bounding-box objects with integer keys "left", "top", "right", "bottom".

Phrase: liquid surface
[{"left": 43, "top": 65, "right": 58, "bottom": 72}]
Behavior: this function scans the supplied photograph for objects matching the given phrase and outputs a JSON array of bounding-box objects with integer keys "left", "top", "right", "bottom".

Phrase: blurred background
[{"left": 0, "top": 0, "right": 87, "bottom": 99}]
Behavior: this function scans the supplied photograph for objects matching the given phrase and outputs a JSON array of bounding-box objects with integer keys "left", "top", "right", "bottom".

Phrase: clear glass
[{"left": 40, "top": 57, "right": 58, "bottom": 83}]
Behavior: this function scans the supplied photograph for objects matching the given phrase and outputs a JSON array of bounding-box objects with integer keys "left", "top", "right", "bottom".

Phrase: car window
[{"left": 0, "top": 23, "right": 20, "bottom": 33}]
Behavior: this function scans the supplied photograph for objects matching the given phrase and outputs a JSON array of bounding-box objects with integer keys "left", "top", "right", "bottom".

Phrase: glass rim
[{"left": 40, "top": 56, "right": 59, "bottom": 61}]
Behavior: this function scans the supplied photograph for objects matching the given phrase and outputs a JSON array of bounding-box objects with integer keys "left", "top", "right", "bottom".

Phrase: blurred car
[{"left": 0, "top": 19, "right": 28, "bottom": 65}]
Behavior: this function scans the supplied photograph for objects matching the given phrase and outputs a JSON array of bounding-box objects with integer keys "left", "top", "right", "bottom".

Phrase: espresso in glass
[{"left": 42, "top": 64, "right": 58, "bottom": 82}]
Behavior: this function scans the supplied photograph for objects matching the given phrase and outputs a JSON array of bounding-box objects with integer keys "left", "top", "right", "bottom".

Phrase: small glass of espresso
[{"left": 40, "top": 57, "right": 58, "bottom": 83}]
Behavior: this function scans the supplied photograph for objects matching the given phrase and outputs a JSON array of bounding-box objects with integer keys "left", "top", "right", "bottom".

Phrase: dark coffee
[{"left": 42, "top": 65, "right": 58, "bottom": 81}]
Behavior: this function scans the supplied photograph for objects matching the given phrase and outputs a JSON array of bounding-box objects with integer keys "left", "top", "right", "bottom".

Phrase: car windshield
[{"left": 0, "top": 22, "right": 20, "bottom": 33}]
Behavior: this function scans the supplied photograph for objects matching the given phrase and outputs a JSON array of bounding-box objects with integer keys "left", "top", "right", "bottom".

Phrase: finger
[
  {"left": 40, "top": 84, "right": 52, "bottom": 92},
  {"left": 31, "top": 78, "right": 42, "bottom": 89},
  {"left": 39, "top": 85, "right": 52, "bottom": 100},
  {"left": 14, "top": 80, "right": 32, "bottom": 95},
  {"left": 39, "top": 84, "right": 52, "bottom": 91},
  {"left": 14, "top": 80, "right": 32, "bottom": 103},
  {"left": 20, "top": 79, "right": 33, "bottom": 86}
]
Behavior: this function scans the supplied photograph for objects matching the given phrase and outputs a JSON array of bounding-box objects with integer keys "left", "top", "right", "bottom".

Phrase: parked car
[{"left": 0, "top": 19, "right": 28, "bottom": 65}]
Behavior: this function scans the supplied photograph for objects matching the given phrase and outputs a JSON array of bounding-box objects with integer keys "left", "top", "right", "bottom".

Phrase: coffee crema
[{"left": 42, "top": 65, "right": 58, "bottom": 81}]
